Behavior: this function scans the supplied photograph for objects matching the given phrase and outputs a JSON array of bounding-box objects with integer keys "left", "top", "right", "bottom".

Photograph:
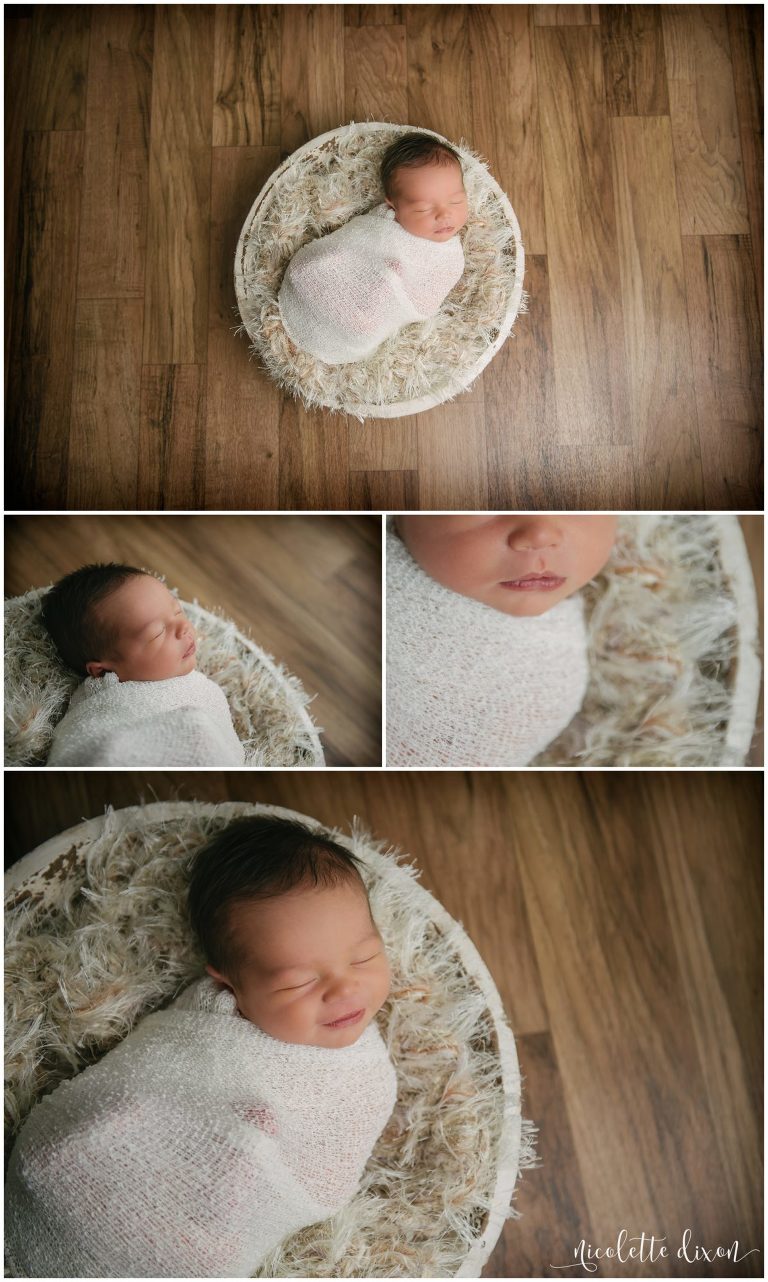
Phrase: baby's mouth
[
  {"left": 499, "top": 573, "right": 566, "bottom": 592},
  {"left": 323, "top": 1008, "right": 365, "bottom": 1029},
  {"left": 182, "top": 637, "right": 196, "bottom": 659}
]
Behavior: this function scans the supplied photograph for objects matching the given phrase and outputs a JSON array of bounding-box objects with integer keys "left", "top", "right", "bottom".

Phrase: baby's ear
[
  {"left": 85, "top": 660, "right": 112, "bottom": 678},
  {"left": 206, "top": 963, "right": 232, "bottom": 989}
]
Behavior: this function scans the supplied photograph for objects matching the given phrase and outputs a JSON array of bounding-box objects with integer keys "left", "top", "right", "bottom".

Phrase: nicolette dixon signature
[{"left": 551, "top": 1229, "right": 760, "bottom": 1273}]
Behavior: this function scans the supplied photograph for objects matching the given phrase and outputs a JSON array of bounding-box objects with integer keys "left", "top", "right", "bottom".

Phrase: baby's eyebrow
[{"left": 266, "top": 932, "right": 381, "bottom": 977}]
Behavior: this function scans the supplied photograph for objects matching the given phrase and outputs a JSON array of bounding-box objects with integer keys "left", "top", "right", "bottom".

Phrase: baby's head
[
  {"left": 381, "top": 132, "right": 468, "bottom": 242},
  {"left": 396, "top": 515, "right": 618, "bottom": 617},
  {"left": 188, "top": 816, "right": 391, "bottom": 1049},
  {"left": 41, "top": 563, "right": 197, "bottom": 681}
]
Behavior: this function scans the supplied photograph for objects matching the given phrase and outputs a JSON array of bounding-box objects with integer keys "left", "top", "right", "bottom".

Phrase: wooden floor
[
  {"left": 4, "top": 770, "right": 762, "bottom": 1277},
  {"left": 4, "top": 514, "right": 382, "bottom": 766},
  {"left": 4, "top": 5, "right": 762, "bottom": 511}
]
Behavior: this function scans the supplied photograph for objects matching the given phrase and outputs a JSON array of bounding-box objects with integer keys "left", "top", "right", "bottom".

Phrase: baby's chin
[{"left": 478, "top": 586, "right": 575, "bottom": 617}]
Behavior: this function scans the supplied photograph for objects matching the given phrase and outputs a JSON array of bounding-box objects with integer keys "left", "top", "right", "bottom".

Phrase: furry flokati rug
[
  {"left": 234, "top": 122, "right": 526, "bottom": 419},
  {"left": 5, "top": 802, "right": 533, "bottom": 1279},
  {"left": 536, "top": 515, "right": 760, "bottom": 766},
  {"left": 4, "top": 590, "right": 324, "bottom": 768}
]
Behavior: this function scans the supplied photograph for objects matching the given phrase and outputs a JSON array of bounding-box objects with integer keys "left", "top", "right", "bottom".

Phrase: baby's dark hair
[
  {"left": 380, "top": 131, "right": 462, "bottom": 199},
  {"left": 40, "top": 563, "right": 149, "bottom": 676},
  {"left": 187, "top": 814, "right": 368, "bottom": 979}
]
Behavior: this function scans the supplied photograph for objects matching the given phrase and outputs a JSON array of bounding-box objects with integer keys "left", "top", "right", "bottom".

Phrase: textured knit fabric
[
  {"left": 386, "top": 526, "right": 589, "bottom": 766},
  {"left": 5, "top": 977, "right": 398, "bottom": 1279},
  {"left": 278, "top": 203, "right": 465, "bottom": 364},
  {"left": 46, "top": 669, "right": 245, "bottom": 767}
]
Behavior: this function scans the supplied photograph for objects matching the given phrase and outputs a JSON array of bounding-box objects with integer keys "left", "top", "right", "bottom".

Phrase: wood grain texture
[
  {"left": 610, "top": 115, "right": 703, "bottom": 507},
  {"left": 4, "top": 771, "right": 761, "bottom": 1276},
  {"left": 533, "top": 5, "right": 598, "bottom": 27},
  {"left": 143, "top": 5, "right": 213, "bottom": 365},
  {"left": 405, "top": 4, "right": 473, "bottom": 142},
  {"left": 4, "top": 15, "right": 32, "bottom": 396},
  {"left": 77, "top": 6, "right": 153, "bottom": 300},
  {"left": 727, "top": 4, "right": 763, "bottom": 331},
  {"left": 6, "top": 130, "right": 83, "bottom": 509},
  {"left": 204, "top": 146, "right": 281, "bottom": 509},
  {"left": 536, "top": 25, "right": 632, "bottom": 505},
  {"left": 344, "top": 23, "right": 407, "bottom": 124},
  {"left": 348, "top": 469, "right": 418, "bottom": 509},
  {"left": 68, "top": 300, "right": 144, "bottom": 509},
  {"left": 683, "top": 234, "right": 762, "bottom": 508},
  {"left": 5, "top": 514, "right": 382, "bottom": 767},
  {"left": 5, "top": 4, "right": 762, "bottom": 510},
  {"left": 25, "top": 5, "right": 90, "bottom": 131},
  {"left": 600, "top": 3, "right": 669, "bottom": 116},
  {"left": 484, "top": 254, "right": 560, "bottom": 508},
  {"left": 416, "top": 400, "right": 489, "bottom": 510},
  {"left": 280, "top": 3, "right": 345, "bottom": 153},
  {"left": 213, "top": 5, "right": 281, "bottom": 147},
  {"left": 662, "top": 5, "right": 749, "bottom": 236},
  {"left": 138, "top": 365, "right": 207, "bottom": 510},
  {"left": 470, "top": 5, "right": 545, "bottom": 256}
]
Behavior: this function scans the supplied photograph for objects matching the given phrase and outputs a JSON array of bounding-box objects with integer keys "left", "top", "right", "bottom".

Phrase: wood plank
[
  {"left": 405, "top": 5, "right": 472, "bottom": 143},
  {"left": 4, "top": 14, "right": 32, "bottom": 397},
  {"left": 535, "top": 26, "right": 632, "bottom": 486},
  {"left": 26, "top": 5, "right": 90, "bottom": 130},
  {"left": 533, "top": 6, "right": 596, "bottom": 26},
  {"left": 727, "top": 5, "right": 763, "bottom": 332},
  {"left": 344, "top": 23, "right": 407, "bottom": 124},
  {"left": 415, "top": 399, "right": 488, "bottom": 509},
  {"left": 662, "top": 5, "right": 749, "bottom": 235},
  {"left": 470, "top": 5, "right": 545, "bottom": 257},
  {"left": 484, "top": 254, "right": 560, "bottom": 508},
  {"left": 610, "top": 115, "right": 703, "bottom": 508},
  {"left": 212, "top": 4, "right": 281, "bottom": 147},
  {"left": 649, "top": 779, "right": 762, "bottom": 1247},
  {"left": 6, "top": 130, "right": 84, "bottom": 509},
  {"left": 205, "top": 145, "right": 281, "bottom": 509},
  {"left": 278, "top": 405, "right": 351, "bottom": 509},
  {"left": 68, "top": 299, "right": 143, "bottom": 509},
  {"left": 513, "top": 773, "right": 748, "bottom": 1265},
  {"left": 143, "top": 4, "right": 214, "bottom": 365},
  {"left": 485, "top": 1032, "right": 593, "bottom": 1277},
  {"left": 683, "top": 234, "right": 762, "bottom": 509},
  {"left": 138, "top": 365, "right": 207, "bottom": 510},
  {"left": 77, "top": 5, "right": 154, "bottom": 300},
  {"left": 345, "top": 6, "right": 404, "bottom": 26},
  {"left": 349, "top": 469, "right": 418, "bottom": 509},
  {"left": 600, "top": 3, "right": 669, "bottom": 116},
  {"left": 348, "top": 416, "right": 418, "bottom": 471},
  {"left": 280, "top": 5, "right": 345, "bottom": 154}
]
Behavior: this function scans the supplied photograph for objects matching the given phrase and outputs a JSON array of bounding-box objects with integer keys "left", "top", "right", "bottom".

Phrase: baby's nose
[{"left": 507, "top": 519, "right": 562, "bottom": 551}]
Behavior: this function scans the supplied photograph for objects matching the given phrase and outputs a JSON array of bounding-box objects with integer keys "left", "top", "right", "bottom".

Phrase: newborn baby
[
  {"left": 41, "top": 563, "right": 244, "bottom": 766},
  {"left": 278, "top": 131, "right": 467, "bottom": 364},
  {"left": 5, "top": 815, "right": 397, "bottom": 1279},
  {"left": 387, "top": 515, "right": 618, "bottom": 766}
]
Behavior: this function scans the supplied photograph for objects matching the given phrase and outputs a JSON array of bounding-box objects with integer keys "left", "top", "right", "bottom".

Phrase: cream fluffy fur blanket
[
  {"left": 46, "top": 669, "right": 245, "bottom": 767},
  {"left": 5, "top": 977, "right": 397, "bottom": 1279},
  {"left": 278, "top": 204, "right": 465, "bottom": 364}
]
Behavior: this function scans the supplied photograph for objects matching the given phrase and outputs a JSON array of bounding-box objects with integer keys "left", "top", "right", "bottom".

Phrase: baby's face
[
  {"left": 85, "top": 575, "right": 197, "bottom": 682},
  {"left": 397, "top": 515, "right": 618, "bottom": 617},
  {"left": 209, "top": 880, "right": 391, "bottom": 1049},
  {"left": 386, "top": 159, "right": 468, "bottom": 241}
]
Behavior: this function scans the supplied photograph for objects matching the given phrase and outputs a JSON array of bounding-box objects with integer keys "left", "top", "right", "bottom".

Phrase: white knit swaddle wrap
[
  {"left": 5, "top": 978, "right": 398, "bottom": 1279},
  {"left": 46, "top": 669, "right": 245, "bottom": 766},
  {"left": 278, "top": 204, "right": 465, "bottom": 364},
  {"left": 387, "top": 527, "right": 589, "bottom": 766}
]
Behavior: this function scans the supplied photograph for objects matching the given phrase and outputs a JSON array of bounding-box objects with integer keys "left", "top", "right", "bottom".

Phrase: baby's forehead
[{"left": 392, "top": 158, "right": 464, "bottom": 196}]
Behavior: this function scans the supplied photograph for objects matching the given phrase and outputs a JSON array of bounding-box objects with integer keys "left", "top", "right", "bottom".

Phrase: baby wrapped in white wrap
[
  {"left": 5, "top": 977, "right": 398, "bottom": 1279},
  {"left": 46, "top": 669, "right": 245, "bottom": 766},
  {"left": 387, "top": 526, "right": 590, "bottom": 766},
  {"left": 278, "top": 204, "right": 465, "bottom": 364}
]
